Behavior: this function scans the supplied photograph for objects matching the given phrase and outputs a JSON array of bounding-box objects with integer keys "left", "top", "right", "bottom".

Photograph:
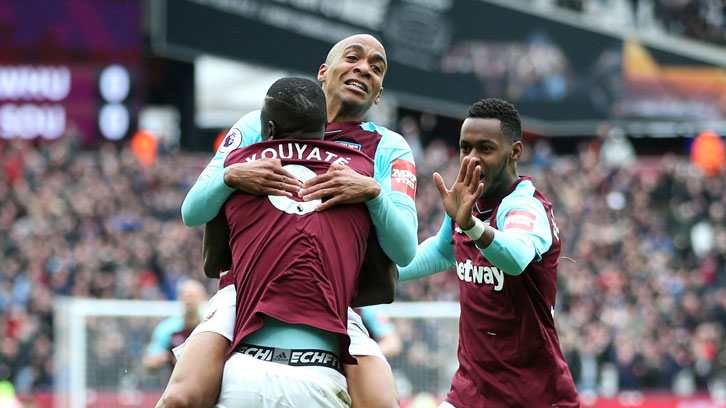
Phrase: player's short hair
[
  {"left": 467, "top": 98, "right": 522, "bottom": 143},
  {"left": 265, "top": 77, "right": 327, "bottom": 133}
]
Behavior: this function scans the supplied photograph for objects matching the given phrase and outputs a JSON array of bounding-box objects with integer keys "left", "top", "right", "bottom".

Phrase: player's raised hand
[
  {"left": 433, "top": 156, "right": 484, "bottom": 230},
  {"left": 299, "top": 163, "right": 381, "bottom": 211},
  {"left": 223, "top": 158, "right": 302, "bottom": 196}
]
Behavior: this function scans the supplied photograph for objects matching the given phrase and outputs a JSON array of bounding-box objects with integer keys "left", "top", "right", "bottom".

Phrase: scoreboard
[{"left": 0, "top": 0, "right": 142, "bottom": 147}]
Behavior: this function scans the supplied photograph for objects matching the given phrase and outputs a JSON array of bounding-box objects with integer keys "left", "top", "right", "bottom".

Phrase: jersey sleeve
[
  {"left": 145, "top": 317, "right": 183, "bottom": 356},
  {"left": 364, "top": 128, "right": 418, "bottom": 266},
  {"left": 398, "top": 215, "right": 455, "bottom": 281},
  {"left": 180, "top": 111, "right": 262, "bottom": 226},
  {"left": 359, "top": 305, "right": 396, "bottom": 338},
  {"left": 479, "top": 186, "right": 552, "bottom": 276}
]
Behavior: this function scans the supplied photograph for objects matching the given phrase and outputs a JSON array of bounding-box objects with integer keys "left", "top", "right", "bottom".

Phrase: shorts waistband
[{"left": 234, "top": 343, "right": 343, "bottom": 374}]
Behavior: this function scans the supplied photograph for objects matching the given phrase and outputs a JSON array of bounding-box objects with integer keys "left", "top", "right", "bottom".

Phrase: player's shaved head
[
  {"left": 261, "top": 77, "right": 327, "bottom": 140},
  {"left": 325, "top": 34, "right": 387, "bottom": 75}
]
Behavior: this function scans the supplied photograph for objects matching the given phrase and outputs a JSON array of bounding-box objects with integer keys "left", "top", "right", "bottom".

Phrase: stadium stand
[{"left": 1, "top": 116, "right": 725, "bottom": 401}]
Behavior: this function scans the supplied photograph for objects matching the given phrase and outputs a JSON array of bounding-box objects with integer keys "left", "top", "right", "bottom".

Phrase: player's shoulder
[
  {"left": 156, "top": 316, "right": 184, "bottom": 334},
  {"left": 509, "top": 179, "right": 537, "bottom": 198},
  {"left": 501, "top": 179, "right": 544, "bottom": 211},
  {"left": 217, "top": 110, "right": 262, "bottom": 155},
  {"left": 359, "top": 121, "right": 410, "bottom": 151}
]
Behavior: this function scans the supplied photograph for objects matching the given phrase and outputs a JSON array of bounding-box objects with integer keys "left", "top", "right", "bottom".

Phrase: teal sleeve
[
  {"left": 146, "top": 317, "right": 182, "bottom": 356},
  {"left": 359, "top": 305, "right": 395, "bottom": 338},
  {"left": 479, "top": 229, "right": 536, "bottom": 276},
  {"left": 368, "top": 126, "right": 419, "bottom": 266},
  {"left": 364, "top": 190, "right": 417, "bottom": 266},
  {"left": 180, "top": 111, "right": 262, "bottom": 226},
  {"left": 398, "top": 216, "right": 455, "bottom": 282},
  {"left": 181, "top": 163, "right": 235, "bottom": 226},
  {"left": 479, "top": 183, "right": 552, "bottom": 275}
]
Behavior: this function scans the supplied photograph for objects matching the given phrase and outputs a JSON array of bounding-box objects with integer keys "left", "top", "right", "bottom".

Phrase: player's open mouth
[{"left": 344, "top": 79, "right": 367, "bottom": 94}]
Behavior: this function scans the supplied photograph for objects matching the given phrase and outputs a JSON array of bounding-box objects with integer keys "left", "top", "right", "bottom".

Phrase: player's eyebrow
[{"left": 344, "top": 44, "right": 387, "bottom": 69}]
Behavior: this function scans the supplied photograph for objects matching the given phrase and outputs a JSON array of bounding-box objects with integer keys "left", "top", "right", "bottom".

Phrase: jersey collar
[
  {"left": 475, "top": 176, "right": 531, "bottom": 214},
  {"left": 325, "top": 121, "right": 364, "bottom": 135}
]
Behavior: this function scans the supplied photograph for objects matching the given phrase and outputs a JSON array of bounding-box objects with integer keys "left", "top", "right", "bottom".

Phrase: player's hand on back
[
  {"left": 223, "top": 158, "right": 303, "bottom": 196},
  {"left": 433, "top": 156, "right": 484, "bottom": 230},
  {"left": 298, "top": 163, "right": 381, "bottom": 211}
]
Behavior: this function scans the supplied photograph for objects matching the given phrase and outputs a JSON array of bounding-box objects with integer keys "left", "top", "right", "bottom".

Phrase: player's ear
[
  {"left": 510, "top": 140, "right": 523, "bottom": 161},
  {"left": 267, "top": 121, "right": 277, "bottom": 140},
  {"left": 317, "top": 64, "right": 328, "bottom": 83},
  {"left": 374, "top": 87, "right": 383, "bottom": 105}
]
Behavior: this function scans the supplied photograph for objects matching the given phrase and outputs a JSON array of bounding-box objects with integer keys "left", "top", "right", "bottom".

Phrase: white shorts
[
  {"left": 347, "top": 308, "right": 389, "bottom": 366},
  {"left": 172, "top": 284, "right": 237, "bottom": 360},
  {"left": 173, "top": 285, "right": 389, "bottom": 366},
  {"left": 215, "top": 353, "right": 351, "bottom": 408}
]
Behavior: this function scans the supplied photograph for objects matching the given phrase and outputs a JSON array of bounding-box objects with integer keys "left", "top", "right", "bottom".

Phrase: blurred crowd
[
  {"left": 1, "top": 117, "right": 725, "bottom": 398},
  {"left": 553, "top": 0, "right": 726, "bottom": 45}
]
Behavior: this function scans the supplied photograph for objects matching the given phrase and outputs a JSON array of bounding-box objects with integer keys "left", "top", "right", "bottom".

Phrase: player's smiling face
[
  {"left": 318, "top": 35, "right": 386, "bottom": 117},
  {"left": 459, "top": 117, "right": 519, "bottom": 200}
]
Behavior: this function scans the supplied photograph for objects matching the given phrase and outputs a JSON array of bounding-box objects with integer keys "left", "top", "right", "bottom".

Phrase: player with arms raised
[{"left": 399, "top": 98, "right": 579, "bottom": 407}]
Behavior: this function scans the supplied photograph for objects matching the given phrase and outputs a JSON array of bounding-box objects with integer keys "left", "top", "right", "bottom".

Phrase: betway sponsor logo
[
  {"left": 244, "top": 142, "right": 351, "bottom": 166},
  {"left": 456, "top": 260, "right": 504, "bottom": 291}
]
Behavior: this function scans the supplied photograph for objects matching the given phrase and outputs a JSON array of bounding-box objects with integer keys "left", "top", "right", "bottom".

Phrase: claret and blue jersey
[
  {"left": 399, "top": 176, "right": 579, "bottom": 407},
  {"left": 181, "top": 110, "right": 418, "bottom": 268}
]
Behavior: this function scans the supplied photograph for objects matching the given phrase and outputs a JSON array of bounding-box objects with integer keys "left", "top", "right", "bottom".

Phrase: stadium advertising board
[
  {"left": 0, "top": 0, "right": 142, "bottom": 147},
  {"left": 154, "top": 0, "right": 726, "bottom": 135}
]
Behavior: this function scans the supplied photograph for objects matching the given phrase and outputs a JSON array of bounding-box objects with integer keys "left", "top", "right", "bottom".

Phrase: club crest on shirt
[
  {"left": 218, "top": 128, "right": 243, "bottom": 154},
  {"left": 203, "top": 310, "right": 217, "bottom": 322}
]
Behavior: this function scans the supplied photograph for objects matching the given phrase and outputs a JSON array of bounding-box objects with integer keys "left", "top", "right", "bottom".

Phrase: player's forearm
[
  {"left": 398, "top": 236, "right": 455, "bottom": 281},
  {"left": 181, "top": 167, "right": 235, "bottom": 226},
  {"left": 365, "top": 191, "right": 418, "bottom": 267},
  {"left": 478, "top": 229, "right": 536, "bottom": 275}
]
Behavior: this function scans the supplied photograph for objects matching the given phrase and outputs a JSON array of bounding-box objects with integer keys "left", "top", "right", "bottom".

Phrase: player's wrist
[
  {"left": 223, "top": 165, "right": 235, "bottom": 187},
  {"left": 365, "top": 179, "right": 382, "bottom": 201},
  {"left": 462, "top": 217, "right": 486, "bottom": 241}
]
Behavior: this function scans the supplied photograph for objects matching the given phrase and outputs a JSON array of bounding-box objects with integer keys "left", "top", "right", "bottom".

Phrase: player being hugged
[{"left": 159, "top": 33, "right": 416, "bottom": 408}]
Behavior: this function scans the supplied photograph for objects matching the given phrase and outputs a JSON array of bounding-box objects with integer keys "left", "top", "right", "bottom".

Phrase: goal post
[
  {"left": 52, "top": 298, "right": 461, "bottom": 407},
  {"left": 53, "top": 297, "right": 184, "bottom": 408}
]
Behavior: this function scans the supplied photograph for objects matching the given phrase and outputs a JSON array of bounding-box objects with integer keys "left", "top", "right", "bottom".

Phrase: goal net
[{"left": 53, "top": 298, "right": 460, "bottom": 407}]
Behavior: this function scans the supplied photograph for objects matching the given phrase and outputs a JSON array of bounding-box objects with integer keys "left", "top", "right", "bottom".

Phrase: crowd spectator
[
  {"left": 550, "top": 0, "right": 726, "bottom": 45},
  {"left": 1, "top": 119, "right": 725, "bottom": 398}
]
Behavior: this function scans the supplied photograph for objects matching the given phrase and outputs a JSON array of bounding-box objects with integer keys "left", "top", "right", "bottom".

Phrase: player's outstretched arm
[
  {"left": 181, "top": 112, "right": 302, "bottom": 226},
  {"left": 182, "top": 158, "right": 302, "bottom": 227},
  {"left": 203, "top": 219, "right": 232, "bottom": 279},
  {"left": 351, "top": 233, "right": 397, "bottom": 307},
  {"left": 398, "top": 215, "right": 456, "bottom": 282}
]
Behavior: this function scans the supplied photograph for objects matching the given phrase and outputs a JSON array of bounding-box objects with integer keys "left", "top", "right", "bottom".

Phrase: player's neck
[
  {"left": 327, "top": 103, "right": 365, "bottom": 123},
  {"left": 485, "top": 170, "right": 520, "bottom": 203}
]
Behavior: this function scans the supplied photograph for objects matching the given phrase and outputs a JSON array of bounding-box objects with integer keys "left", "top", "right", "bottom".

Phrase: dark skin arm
[
  {"left": 351, "top": 232, "right": 398, "bottom": 307},
  {"left": 203, "top": 220, "right": 232, "bottom": 279}
]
